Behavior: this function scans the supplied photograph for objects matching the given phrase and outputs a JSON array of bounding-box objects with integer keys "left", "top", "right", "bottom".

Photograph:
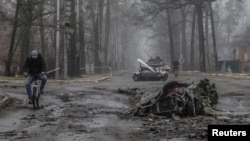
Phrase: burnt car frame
[
  {"left": 132, "top": 79, "right": 226, "bottom": 118},
  {"left": 132, "top": 59, "right": 169, "bottom": 81}
]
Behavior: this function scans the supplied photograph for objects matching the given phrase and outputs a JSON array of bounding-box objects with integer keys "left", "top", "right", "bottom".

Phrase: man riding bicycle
[{"left": 23, "top": 50, "right": 47, "bottom": 104}]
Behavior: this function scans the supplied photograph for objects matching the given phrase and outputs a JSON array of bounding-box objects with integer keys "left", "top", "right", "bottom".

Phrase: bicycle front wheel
[{"left": 32, "top": 87, "right": 39, "bottom": 109}]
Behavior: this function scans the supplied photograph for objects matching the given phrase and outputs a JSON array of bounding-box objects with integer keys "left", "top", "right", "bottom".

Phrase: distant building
[
  {"left": 233, "top": 46, "right": 250, "bottom": 72},
  {"left": 218, "top": 46, "right": 250, "bottom": 73}
]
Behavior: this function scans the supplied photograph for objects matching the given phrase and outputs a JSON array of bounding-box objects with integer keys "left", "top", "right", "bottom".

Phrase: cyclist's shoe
[{"left": 28, "top": 99, "right": 33, "bottom": 104}]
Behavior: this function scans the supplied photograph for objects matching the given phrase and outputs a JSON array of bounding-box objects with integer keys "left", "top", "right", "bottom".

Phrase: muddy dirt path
[{"left": 0, "top": 71, "right": 250, "bottom": 141}]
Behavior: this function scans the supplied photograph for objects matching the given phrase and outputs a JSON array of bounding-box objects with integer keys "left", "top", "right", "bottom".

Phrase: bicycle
[{"left": 31, "top": 75, "right": 42, "bottom": 109}]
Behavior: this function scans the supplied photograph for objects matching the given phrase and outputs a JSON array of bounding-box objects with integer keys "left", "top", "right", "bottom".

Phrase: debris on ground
[{"left": 119, "top": 78, "right": 230, "bottom": 119}]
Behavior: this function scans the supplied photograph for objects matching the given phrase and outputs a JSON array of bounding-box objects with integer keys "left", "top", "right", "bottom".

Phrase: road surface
[{"left": 0, "top": 71, "right": 249, "bottom": 141}]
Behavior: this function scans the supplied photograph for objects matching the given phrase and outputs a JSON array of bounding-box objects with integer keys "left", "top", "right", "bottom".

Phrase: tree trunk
[
  {"left": 109, "top": 3, "right": 118, "bottom": 71},
  {"left": 180, "top": 7, "right": 188, "bottom": 70},
  {"left": 20, "top": 24, "right": 32, "bottom": 75},
  {"left": 209, "top": 2, "right": 218, "bottom": 71},
  {"left": 98, "top": 0, "right": 104, "bottom": 72},
  {"left": 38, "top": 1, "right": 45, "bottom": 56},
  {"left": 4, "top": 1, "right": 21, "bottom": 76},
  {"left": 19, "top": 1, "right": 33, "bottom": 75},
  {"left": 68, "top": 0, "right": 78, "bottom": 77},
  {"left": 94, "top": 16, "right": 100, "bottom": 73},
  {"left": 90, "top": 1, "right": 100, "bottom": 74},
  {"left": 205, "top": 2, "right": 210, "bottom": 70},
  {"left": 166, "top": 9, "right": 175, "bottom": 66},
  {"left": 79, "top": 0, "right": 86, "bottom": 74},
  {"left": 196, "top": 3, "right": 206, "bottom": 72},
  {"left": 103, "top": 0, "right": 110, "bottom": 66},
  {"left": 190, "top": 7, "right": 196, "bottom": 71},
  {"left": 75, "top": 0, "right": 80, "bottom": 76},
  {"left": 98, "top": 0, "right": 104, "bottom": 51}
]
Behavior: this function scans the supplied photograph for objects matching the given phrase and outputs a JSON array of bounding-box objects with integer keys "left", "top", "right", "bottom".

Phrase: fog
[
  {"left": 126, "top": 0, "right": 250, "bottom": 71},
  {"left": 1, "top": 0, "right": 250, "bottom": 76}
]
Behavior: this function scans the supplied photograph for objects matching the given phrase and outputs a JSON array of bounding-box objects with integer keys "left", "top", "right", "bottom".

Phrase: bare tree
[
  {"left": 89, "top": 0, "right": 101, "bottom": 73},
  {"left": 103, "top": 0, "right": 111, "bottom": 66},
  {"left": 190, "top": 7, "right": 196, "bottom": 70},
  {"left": 196, "top": 1, "right": 206, "bottom": 72},
  {"left": 209, "top": 2, "right": 218, "bottom": 71},
  {"left": 4, "top": 0, "right": 22, "bottom": 76},
  {"left": 79, "top": 0, "right": 86, "bottom": 74},
  {"left": 166, "top": 8, "right": 175, "bottom": 64},
  {"left": 38, "top": 0, "right": 46, "bottom": 55},
  {"left": 67, "top": 0, "right": 80, "bottom": 77},
  {"left": 180, "top": 5, "right": 190, "bottom": 70},
  {"left": 4, "top": 0, "right": 56, "bottom": 76}
]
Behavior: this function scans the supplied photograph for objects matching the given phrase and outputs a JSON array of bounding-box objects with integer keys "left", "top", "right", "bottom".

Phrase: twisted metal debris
[{"left": 132, "top": 78, "right": 230, "bottom": 118}]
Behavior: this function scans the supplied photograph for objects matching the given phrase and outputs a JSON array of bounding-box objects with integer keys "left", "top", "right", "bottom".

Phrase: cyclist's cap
[{"left": 31, "top": 50, "right": 38, "bottom": 58}]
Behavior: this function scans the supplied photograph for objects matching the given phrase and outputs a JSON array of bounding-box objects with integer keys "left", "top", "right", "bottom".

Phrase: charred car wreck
[
  {"left": 132, "top": 78, "right": 229, "bottom": 118},
  {"left": 132, "top": 58, "right": 169, "bottom": 81}
]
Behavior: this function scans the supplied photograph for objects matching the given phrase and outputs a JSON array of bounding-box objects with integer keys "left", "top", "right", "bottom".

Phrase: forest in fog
[{"left": 0, "top": 0, "right": 249, "bottom": 78}]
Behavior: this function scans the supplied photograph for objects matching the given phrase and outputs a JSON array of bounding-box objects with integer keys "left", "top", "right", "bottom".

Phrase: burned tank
[
  {"left": 146, "top": 56, "right": 165, "bottom": 68},
  {"left": 144, "top": 51, "right": 165, "bottom": 68},
  {"left": 132, "top": 59, "right": 169, "bottom": 81}
]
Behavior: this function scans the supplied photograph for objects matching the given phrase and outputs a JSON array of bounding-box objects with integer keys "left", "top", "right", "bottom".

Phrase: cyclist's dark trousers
[{"left": 25, "top": 75, "right": 47, "bottom": 99}]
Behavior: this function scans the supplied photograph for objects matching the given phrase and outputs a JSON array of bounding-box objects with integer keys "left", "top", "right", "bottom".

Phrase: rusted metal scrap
[{"left": 132, "top": 79, "right": 230, "bottom": 118}]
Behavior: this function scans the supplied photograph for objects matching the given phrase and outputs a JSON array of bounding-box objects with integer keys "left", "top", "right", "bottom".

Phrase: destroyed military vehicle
[
  {"left": 132, "top": 79, "right": 228, "bottom": 118},
  {"left": 146, "top": 56, "right": 165, "bottom": 68},
  {"left": 132, "top": 59, "right": 169, "bottom": 81},
  {"left": 144, "top": 51, "right": 165, "bottom": 68}
]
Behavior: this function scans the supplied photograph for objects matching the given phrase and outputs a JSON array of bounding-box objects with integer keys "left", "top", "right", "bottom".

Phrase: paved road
[
  {"left": 0, "top": 71, "right": 249, "bottom": 141},
  {"left": 0, "top": 73, "right": 111, "bottom": 109},
  {"left": 0, "top": 71, "right": 249, "bottom": 109}
]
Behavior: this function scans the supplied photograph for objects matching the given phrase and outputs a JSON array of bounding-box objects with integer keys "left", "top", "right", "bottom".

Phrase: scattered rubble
[{"left": 119, "top": 78, "right": 230, "bottom": 118}]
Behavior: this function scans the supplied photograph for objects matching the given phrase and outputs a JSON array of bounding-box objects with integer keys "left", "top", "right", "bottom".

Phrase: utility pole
[{"left": 55, "top": 0, "right": 60, "bottom": 79}]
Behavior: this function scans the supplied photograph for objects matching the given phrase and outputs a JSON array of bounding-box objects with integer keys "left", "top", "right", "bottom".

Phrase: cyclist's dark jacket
[{"left": 23, "top": 53, "right": 46, "bottom": 75}]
